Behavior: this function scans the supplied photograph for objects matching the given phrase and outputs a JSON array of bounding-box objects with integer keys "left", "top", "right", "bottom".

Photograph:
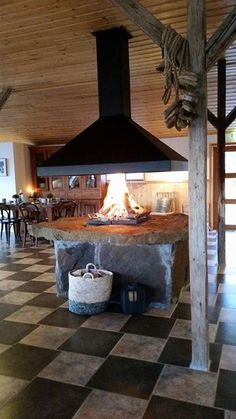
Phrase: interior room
[{"left": 0, "top": 1, "right": 236, "bottom": 418}]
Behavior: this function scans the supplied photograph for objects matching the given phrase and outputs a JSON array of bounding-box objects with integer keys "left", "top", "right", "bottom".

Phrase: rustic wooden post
[
  {"left": 187, "top": 0, "right": 209, "bottom": 370},
  {"left": 217, "top": 58, "right": 226, "bottom": 269}
]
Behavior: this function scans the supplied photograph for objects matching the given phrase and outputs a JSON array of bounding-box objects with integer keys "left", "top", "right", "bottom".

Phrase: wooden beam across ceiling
[
  {"left": 206, "top": 7, "right": 236, "bottom": 71},
  {"left": 226, "top": 105, "right": 236, "bottom": 128},
  {"left": 111, "top": 0, "right": 236, "bottom": 73}
]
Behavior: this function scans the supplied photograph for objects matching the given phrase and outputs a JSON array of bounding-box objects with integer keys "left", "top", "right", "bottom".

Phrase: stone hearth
[{"left": 29, "top": 214, "right": 188, "bottom": 307}]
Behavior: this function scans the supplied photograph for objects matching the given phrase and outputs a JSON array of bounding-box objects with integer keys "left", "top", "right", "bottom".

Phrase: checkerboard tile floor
[{"left": 0, "top": 233, "right": 235, "bottom": 418}]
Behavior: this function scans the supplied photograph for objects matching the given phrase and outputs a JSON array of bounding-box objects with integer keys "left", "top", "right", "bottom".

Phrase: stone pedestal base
[{"left": 54, "top": 240, "right": 188, "bottom": 307}]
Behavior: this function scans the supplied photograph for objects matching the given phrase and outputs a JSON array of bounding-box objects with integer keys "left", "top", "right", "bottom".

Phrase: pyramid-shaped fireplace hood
[{"left": 38, "top": 27, "right": 187, "bottom": 177}]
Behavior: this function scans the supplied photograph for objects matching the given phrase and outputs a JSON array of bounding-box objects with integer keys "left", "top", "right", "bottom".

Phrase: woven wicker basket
[{"left": 68, "top": 263, "right": 113, "bottom": 315}]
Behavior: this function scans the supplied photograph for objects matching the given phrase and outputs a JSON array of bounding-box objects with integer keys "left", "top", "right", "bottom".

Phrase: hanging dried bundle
[{"left": 159, "top": 27, "right": 199, "bottom": 131}]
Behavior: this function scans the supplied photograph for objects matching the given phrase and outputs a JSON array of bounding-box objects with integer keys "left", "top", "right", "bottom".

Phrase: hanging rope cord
[{"left": 160, "top": 27, "right": 189, "bottom": 105}]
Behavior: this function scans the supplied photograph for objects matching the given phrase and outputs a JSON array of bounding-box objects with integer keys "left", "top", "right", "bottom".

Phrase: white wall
[
  {"left": 13, "top": 143, "right": 32, "bottom": 197},
  {"left": 0, "top": 143, "right": 16, "bottom": 201},
  {"left": 128, "top": 134, "right": 216, "bottom": 214},
  {"left": 0, "top": 142, "right": 32, "bottom": 202}
]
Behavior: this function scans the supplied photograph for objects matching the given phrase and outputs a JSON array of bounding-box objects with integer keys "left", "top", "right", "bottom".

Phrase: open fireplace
[{"left": 87, "top": 174, "right": 150, "bottom": 225}]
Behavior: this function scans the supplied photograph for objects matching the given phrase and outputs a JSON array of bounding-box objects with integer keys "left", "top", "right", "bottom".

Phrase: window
[{"left": 107, "top": 173, "right": 144, "bottom": 182}]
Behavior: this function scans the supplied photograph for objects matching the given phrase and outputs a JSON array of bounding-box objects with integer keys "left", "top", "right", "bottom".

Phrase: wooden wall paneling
[{"left": 0, "top": 1, "right": 235, "bottom": 143}]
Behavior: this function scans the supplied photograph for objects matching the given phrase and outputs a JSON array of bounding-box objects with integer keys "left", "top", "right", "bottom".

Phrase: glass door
[{"left": 225, "top": 148, "right": 236, "bottom": 229}]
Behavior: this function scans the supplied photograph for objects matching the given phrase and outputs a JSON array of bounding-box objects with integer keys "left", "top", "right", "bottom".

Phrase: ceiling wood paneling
[{"left": 0, "top": 0, "right": 235, "bottom": 144}]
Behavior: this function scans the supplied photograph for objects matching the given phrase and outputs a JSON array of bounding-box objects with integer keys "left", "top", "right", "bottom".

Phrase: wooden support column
[
  {"left": 217, "top": 58, "right": 226, "bottom": 269},
  {"left": 187, "top": 0, "right": 209, "bottom": 370}
]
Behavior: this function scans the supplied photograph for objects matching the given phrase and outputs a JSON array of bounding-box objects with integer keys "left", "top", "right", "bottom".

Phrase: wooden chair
[
  {"left": 0, "top": 204, "right": 21, "bottom": 245},
  {"left": 19, "top": 203, "right": 47, "bottom": 247},
  {"left": 56, "top": 201, "right": 76, "bottom": 218}
]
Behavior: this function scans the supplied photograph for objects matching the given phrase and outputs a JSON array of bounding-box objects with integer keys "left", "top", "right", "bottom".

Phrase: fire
[
  {"left": 87, "top": 174, "right": 150, "bottom": 225},
  {"left": 99, "top": 174, "right": 144, "bottom": 218}
]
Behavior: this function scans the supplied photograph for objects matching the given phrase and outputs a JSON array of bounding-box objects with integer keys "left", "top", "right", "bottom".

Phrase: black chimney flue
[{"left": 93, "top": 27, "right": 132, "bottom": 118}]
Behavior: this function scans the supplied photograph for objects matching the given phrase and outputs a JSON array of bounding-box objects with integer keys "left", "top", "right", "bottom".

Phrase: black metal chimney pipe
[{"left": 93, "top": 27, "right": 132, "bottom": 117}]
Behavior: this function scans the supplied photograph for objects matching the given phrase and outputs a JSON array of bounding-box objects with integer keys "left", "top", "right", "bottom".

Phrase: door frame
[{"left": 210, "top": 142, "right": 236, "bottom": 230}]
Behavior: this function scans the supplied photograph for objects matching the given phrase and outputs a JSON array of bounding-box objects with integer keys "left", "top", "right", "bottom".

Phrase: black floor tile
[
  {"left": 106, "top": 302, "right": 123, "bottom": 313},
  {"left": 0, "top": 320, "right": 37, "bottom": 344},
  {"left": 210, "top": 342, "right": 223, "bottom": 373},
  {"left": 121, "top": 314, "right": 175, "bottom": 339},
  {"left": 0, "top": 257, "right": 21, "bottom": 264},
  {"left": 26, "top": 293, "right": 66, "bottom": 308},
  {"left": 60, "top": 327, "right": 123, "bottom": 357},
  {"left": 143, "top": 395, "right": 224, "bottom": 419},
  {"left": 0, "top": 264, "right": 31, "bottom": 272},
  {"left": 39, "top": 307, "right": 89, "bottom": 329},
  {"left": 87, "top": 355, "right": 163, "bottom": 400},
  {"left": 37, "top": 259, "right": 55, "bottom": 266},
  {"left": 172, "top": 303, "right": 220, "bottom": 324},
  {"left": 171, "top": 303, "right": 191, "bottom": 320},
  {"left": 27, "top": 252, "right": 51, "bottom": 258},
  {"left": 215, "top": 322, "right": 236, "bottom": 346},
  {"left": 0, "top": 343, "right": 58, "bottom": 379},
  {"left": 0, "top": 377, "right": 90, "bottom": 419},
  {"left": 216, "top": 294, "right": 236, "bottom": 309},
  {"left": 215, "top": 369, "right": 236, "bottom": 411},
  {"left": 0, "top": 303, "right": 21, "bottom": 320},
  {"left": 208, "top": 306, "right": 221, "bottom": 324},
  {"left": 158, "top": 337, "right": 222, "bottom": 371},
  {"left": 158, "top": 337, "right": 191, "bottom": 367},
  {"left": 6, "top": 271, "right": 41, "bottom": 281},
  {"left": 16, "top": 281, "right": 53, "bottom": 293}
]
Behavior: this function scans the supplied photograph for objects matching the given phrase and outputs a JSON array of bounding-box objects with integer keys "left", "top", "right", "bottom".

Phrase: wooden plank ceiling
[{"left": 0, "top": 0, "right": 235, "bottom": 145}]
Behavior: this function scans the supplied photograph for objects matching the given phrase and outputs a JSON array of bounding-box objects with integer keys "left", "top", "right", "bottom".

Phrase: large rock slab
[{"left": 55, "top": 240, "right": 188, "bottom": 306}]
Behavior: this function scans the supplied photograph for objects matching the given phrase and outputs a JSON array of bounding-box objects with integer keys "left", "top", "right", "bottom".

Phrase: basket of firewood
[{"left": 68, "top": 263, "right": 113, "bottom": 315}]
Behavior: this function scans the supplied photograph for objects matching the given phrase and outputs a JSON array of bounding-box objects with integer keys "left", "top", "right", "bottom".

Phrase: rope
[{"left": 160, "top": 26, "right": 189, "bottom": 105}]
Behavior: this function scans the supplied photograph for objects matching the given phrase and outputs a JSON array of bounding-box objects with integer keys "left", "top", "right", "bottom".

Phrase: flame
[{"left": 98, "top": 174, "right": 144, "bottom": 219}]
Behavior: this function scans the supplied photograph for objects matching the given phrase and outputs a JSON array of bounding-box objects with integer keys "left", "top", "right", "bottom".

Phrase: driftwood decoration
[{"left": 111, "top": 1, "right": 236, "bottom": 133}]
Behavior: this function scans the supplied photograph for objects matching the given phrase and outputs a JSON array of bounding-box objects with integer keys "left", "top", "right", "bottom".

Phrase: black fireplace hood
[{"left": 38, "top": 27, "right": 187, "bottom": 176}]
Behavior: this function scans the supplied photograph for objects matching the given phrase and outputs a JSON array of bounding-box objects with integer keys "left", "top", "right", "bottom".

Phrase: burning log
[{"left": 87, "top": 174, "right": 150, "bottom": 225}]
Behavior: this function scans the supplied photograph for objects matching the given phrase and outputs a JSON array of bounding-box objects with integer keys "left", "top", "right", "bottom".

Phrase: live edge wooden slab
[{"left": 29, "top": 213, "right": 188, "bottom": 245}]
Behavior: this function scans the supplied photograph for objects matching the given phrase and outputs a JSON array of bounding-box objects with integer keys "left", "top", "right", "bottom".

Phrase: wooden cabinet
[
  {"left": 30, "top": 146, "right": 107, "bottom": 210},
  {"left": 30, "top": 146, "right": 61, "bottom": 192}
]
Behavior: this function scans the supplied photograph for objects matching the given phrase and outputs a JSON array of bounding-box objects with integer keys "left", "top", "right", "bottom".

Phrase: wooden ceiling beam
[
  {"left": 226, "top": 105, "right": 236, "bottom": 128},
  {"left": 208, "top": 109, "right": 218, "bottom": 128},
  {"left": 110, "top": 0, "right": 165, "bottom": 47},
  {"left": 111, "top": 0, "right": 236, "bottom": 73},
  {"left": 0, "top": 87, "right": 12, "bottom": 110},
  {"left": 206, "top": 7, "right": 236, "bottom": 71}
]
